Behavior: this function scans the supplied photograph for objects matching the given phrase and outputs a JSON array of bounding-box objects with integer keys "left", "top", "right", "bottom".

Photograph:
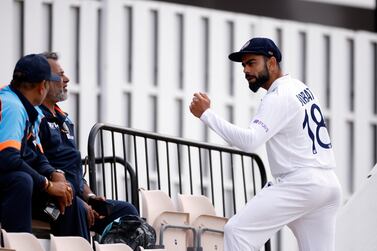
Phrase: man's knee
[{"left": 10, "top": 171, "right": 33, "bottom": 193}]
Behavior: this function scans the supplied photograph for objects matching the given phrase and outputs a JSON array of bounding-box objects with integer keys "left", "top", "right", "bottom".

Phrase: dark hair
[
  {"left": 41, "top": 52, "right": 59, "bottom": 60},
  {"left": 263, "top": 55, "right": 281, "bottom": 69},
  {"left": 10, "top": 73, "right": 39, "bottom": 89},
  {"left": 11, "top": 79, "right": 42, "bottom": 89}
]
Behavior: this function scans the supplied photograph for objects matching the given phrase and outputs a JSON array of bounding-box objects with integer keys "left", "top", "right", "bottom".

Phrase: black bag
[{"left": 100, "top": 215, "right": 156, "bottom": 250}]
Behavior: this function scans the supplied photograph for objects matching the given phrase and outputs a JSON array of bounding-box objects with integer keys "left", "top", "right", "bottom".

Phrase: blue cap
[
  {"left": 228, "top": 37, "right": 282, "bottom": 62},
  {"left": 12, "top": 54, "right": 60, "bottom": 83}
]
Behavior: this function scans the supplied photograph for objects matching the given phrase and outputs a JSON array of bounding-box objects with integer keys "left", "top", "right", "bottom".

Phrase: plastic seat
[
  {"left": 1, "top": 229, "right": 45, "bottom": 251},
  {"left": 50, "top": 234, "right": 93, "bottom": 251},
  {"left": 139, "top": 189, "right": 196, "bottom": 250},
  {"left": 177, "top": 194, "right": 228, "bottom": 251},
  {"left": 138, "top": 247, "right": 167, "bottom": 251},
  {"left": 94, "top": 241, "right": 133, "bottom": 251}
]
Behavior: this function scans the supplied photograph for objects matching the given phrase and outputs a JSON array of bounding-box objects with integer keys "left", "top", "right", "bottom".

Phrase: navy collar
[
  {"left": 9, "top": 85, "right": 39, "bottom": 124},
  {"left": 39, "top": 104, "right": 67, "bottom": 123}
]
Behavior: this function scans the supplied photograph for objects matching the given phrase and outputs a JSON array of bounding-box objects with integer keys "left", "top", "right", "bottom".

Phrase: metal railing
[
  {"left": 82, "top": 156, "right": 138, "bottom": 207},
  {"left": 86, "top": 122, "right": 270, "bottom": 250}
]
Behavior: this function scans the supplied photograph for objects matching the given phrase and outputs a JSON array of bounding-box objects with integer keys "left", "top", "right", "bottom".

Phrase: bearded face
[
  {"left": 54, "top": 84, "right": 68, "bottom": 102},
  {"left": 247, "top": 62, "right": 270, "bottom": 93},
  {"left": 243, "top": 56, "right": 270, "bottom": 93},
  {"left": 46, "top": 59, "right": 69, "bottom": 103}
]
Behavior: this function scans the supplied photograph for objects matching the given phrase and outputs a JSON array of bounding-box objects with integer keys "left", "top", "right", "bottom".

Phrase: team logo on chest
[
  {"left": 62, "top": 122, "right": 75, "bottom": 140},
  {"left": 48, "top": 122, "right": 59, "bottom": 130}
]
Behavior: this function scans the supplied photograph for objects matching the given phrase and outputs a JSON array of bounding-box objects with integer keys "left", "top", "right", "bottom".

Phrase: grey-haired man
[{"left": 38, "top": 52, "right": 138, "bottom": 240}]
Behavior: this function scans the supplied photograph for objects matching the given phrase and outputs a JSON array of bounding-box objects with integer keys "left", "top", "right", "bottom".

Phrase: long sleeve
[
  {"left": 200, "top": 91, "right": 298, "bottom": 153},
  {"left": 200, "top": 109, "right": 265, "bottom": 152},
  {"left": 0, "top": 148, "right": 47, "bottom": 190},
  {"left": 0, "top": 93, "right": 50, "bottom": 190}
]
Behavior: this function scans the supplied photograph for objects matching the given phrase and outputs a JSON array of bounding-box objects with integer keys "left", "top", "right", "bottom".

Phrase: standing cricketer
[{"left": 190, "top": 37, "right": 342, "bottom": 251}]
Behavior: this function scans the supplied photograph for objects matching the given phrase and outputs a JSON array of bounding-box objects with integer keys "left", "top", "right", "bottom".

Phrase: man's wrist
[
  {"left": 44, "top": 177, "right": 49, "bottom": 190},
  {"left": 87, "top": 193, "right": 96, "bottom": 200},
  {"left": 50, "top": 169, "right": 65, "bottom": 180},
  {"left": 200, "top": 108, "right": 211, "bottom": 120},
  {"left": 44, "top": 177, "right": 53, "bottom": 192},
  {"left": 55, "top": 169, "right": 65, "bottom": 175}
]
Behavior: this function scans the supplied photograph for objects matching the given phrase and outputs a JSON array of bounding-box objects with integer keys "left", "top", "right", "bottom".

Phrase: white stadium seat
[
  {"left": 138, "top": 247, "right": 167, "bottom": 251},
  {"left": 139, "top": 189, "right": 196, "bottom": 250},
  {"left": 94, "top": 241, "right": 133, "bottom": 251},
  {"left": 2, "top": 229, "right": 45, "bottom": 251},
  {"left": 50, "top": 234, "right": 93, "bottom": 251},
  {"left": 177, "top": 194, "right": 228, "bottom": 251}
]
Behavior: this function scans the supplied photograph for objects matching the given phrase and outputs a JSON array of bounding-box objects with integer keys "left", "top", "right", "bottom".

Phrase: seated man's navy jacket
[
  {"left": 38, "top": 105, "right": 84, "bottom": 195},
  {"left": 0, "top": 85, "right": 55, "bottom": 190}
]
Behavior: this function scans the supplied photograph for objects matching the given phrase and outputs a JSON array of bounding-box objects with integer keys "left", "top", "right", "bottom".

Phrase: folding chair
[
  {"left": 138, "top": 247, "right": 167, "bottom": 251},
  {"left": 177, "top": 194, "right": 228, "bottom": 251},
  {"left": 1, "top": 229, "right": 44, "bottom": 251},
  {"left": 94, "top": 241, "right": 133, "bottom": 251},
  {"left": 139, "top": 189, "right": 196, "bottom": 251},
  {"left": 50, "top": 234, "right": 93, "bottom": 251}
]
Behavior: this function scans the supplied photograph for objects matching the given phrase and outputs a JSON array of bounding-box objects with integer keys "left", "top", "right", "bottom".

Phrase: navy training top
[{"left": 39, "top": 104, "right": 84, "bottom": 195}]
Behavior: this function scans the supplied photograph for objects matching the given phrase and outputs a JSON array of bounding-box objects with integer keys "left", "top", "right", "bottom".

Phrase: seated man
[
  {"left": 38, "top": 52, "right": 138, "bottom": 240},
  {"left": 0, "top": 54, "right": 73, "bottom": 232}
]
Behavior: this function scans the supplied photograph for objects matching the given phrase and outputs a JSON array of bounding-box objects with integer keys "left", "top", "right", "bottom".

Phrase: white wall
[
  {"left": 301, "top": 0, "right": 375, "bottom": 9},
  {"left": 336, "top": 164, "right": 377, "bottom": 251},
  {"left": 0, "top": 0, "right": 377, "bottom": 250}
]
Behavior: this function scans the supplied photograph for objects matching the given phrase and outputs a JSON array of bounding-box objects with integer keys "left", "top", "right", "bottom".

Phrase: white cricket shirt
[{"left": 200, "top": 74, "right": 336, "bottom": 177}]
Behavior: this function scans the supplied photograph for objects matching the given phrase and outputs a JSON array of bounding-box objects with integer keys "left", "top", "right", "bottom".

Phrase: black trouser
[{"left": 0, "top": 171, "right": 33, "bottom": 232}]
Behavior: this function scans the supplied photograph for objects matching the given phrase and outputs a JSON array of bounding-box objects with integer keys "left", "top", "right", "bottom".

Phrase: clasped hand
[
  {"left": 47, "top": 173, "right": 74, "bottom": 214},
  {"left": 189, "top": 92, "right": 211, "bottom": 118}
]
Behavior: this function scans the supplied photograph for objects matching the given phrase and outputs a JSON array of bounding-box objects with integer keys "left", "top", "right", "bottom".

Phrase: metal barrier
[
  {"left": 82, "top": 156, "right": 138, "bottom": 208},
  {"left": 86, "top": 122, "right": 270, "bottom": 250}
]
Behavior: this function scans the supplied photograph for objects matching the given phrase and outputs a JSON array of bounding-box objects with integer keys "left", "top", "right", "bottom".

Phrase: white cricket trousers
[{"left": 224, "top": 167, "right": 342, "bottom": 251}]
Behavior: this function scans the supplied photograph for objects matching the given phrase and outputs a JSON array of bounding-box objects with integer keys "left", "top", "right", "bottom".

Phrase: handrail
[
  {"left": 87, "top": 122, "right": 267, "bottom": 192},
  {"left": 86, "top": 122, "right": 270, "bottom": 250},
  {"left": 84, "top": 156, "right": 138, "bottom": 207}
]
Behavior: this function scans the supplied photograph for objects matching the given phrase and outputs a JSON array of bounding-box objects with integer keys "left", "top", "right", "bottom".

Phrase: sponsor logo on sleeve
[{"left": 253, "top": 119, "right": 269, "bottom": 133}]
